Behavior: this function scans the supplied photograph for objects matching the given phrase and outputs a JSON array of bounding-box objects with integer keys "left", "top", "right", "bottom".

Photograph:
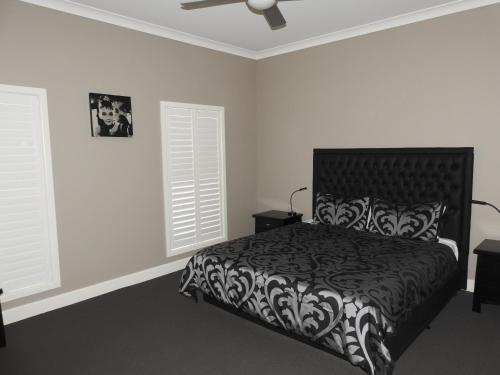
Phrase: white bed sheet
[{"left": 438, "top": 237, "right": 459, "bottom": 261}]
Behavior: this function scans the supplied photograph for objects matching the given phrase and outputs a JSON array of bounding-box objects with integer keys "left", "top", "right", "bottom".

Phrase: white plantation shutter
[
  {"left": 161, "top": 102, "right": 227, "bottom": 256},
  {"left": 0, "top": 84, "right": 60, "bottom": 302}
]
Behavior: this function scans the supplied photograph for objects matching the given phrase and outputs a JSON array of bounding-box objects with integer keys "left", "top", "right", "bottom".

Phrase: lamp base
[{"left": 287, "top": 211, "right": 296, "bottom": 216}]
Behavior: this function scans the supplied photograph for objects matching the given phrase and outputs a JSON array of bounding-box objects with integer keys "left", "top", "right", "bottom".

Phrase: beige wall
[
  {"left": 0, "top": 0, "right": 257, "bottom": 309},
  {"left": 2, "top": 1, "right": 499, "bottom": 310},
  {"left": 256, "top": 5, "right": 500, "bottom": 279}
]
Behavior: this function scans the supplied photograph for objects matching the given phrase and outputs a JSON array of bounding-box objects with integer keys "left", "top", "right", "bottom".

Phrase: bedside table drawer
[
  {"left": 478, "top": 284, "right": 500, "bottom": 303},
  {"left": 255, "top": 218, "right": 283, "bottom": 233},
  {"left": 253, "top": 211, "right": 303, "bottom": 234},
  {"left": 477, "top": 254, "right": 500, "bottom": 282}
]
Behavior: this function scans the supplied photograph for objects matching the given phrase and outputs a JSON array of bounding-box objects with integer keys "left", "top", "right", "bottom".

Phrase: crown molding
[
  {"left": 19, "top": 0, "right": 500, "bottom": 60},
  {"left": 255, "top": 0, "right": 500, "bottom": 59},
  {"left": 19, "top": 0, "right": 257, "bottom": 59}
]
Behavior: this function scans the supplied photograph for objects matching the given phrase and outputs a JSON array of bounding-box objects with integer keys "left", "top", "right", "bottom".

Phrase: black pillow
[
  {"left": 368, "top": 198, "right": 445, "bottom": 241},
  {"left": 315, "top": 193, "right": 370, "bottom": 231}
]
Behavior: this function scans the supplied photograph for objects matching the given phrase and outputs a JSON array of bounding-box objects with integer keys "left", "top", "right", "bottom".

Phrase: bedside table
[
  {"left": 252, "top": 210, "right": 302, "bottom": 234},
  {"left": 0, "top": 289, "right": 5, "bottom": 347},
  {"left": 472, "top": 239, "right": 500, "bottom": 313}
]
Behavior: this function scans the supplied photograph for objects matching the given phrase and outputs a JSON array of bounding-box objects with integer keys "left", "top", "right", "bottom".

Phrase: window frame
[
  {"left": 0, "top": 84, "right": 61, "bottom": 302},
  {"left": 160, "top": 101, "right": 228, "bottom": 257}
]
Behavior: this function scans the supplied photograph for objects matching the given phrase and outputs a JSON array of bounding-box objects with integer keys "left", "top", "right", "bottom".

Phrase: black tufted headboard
[{"left": 313, "top": 148, "right": 474, "bottom": 289}]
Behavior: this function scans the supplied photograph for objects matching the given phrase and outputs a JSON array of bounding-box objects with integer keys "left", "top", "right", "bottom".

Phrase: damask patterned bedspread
[{"left": 179, "top": 223, "right": 457, "bottom": 375}]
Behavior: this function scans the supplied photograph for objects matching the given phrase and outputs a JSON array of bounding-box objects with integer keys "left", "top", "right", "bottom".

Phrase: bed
[{"left": 179, "top": 148, "right": 474, "bottom": 375}]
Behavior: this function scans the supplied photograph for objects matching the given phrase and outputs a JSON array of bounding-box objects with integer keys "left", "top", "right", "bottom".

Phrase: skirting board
[
  {"left": 3, "top": 257, "right": 190, "bottom": 325},
  {"left": 3, "top": 261, "right": 475, "bottom": 325},
  {"left": 467, "top": 278, "right": 475, "bottom": 293}
]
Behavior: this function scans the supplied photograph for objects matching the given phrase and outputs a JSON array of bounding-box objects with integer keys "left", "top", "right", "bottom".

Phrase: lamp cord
[
  {"left": 472, "top": 200, "right": 500, "bottom": 215},
  {"left": 484, "top": 202, "right": 500, "bottom": 215}
]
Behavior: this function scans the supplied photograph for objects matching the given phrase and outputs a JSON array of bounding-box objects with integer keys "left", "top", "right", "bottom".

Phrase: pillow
[
  {"left": 315, "top": 193, "right": 370, "bottom": 231},
  {"left": 368, "top": 198, "right": 445, "bottom": 241}
]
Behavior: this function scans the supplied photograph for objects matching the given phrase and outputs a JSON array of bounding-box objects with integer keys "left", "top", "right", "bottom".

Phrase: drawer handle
[{"left": 265, "top": 223, "right": 271, "bottom": 227}]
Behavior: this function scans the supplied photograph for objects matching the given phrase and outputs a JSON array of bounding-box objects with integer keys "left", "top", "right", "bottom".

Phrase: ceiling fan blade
[
  {"left": 181, "top": 0, "right": 245, "bottom": 10},
  {"left": 263, "top": 4, "right": 286, "bottom": 29}
]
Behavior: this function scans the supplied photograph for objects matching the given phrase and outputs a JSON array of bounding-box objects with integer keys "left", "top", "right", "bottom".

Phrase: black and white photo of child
[{"left": 89, "top": 93, "right": 133, "bottom": 137}]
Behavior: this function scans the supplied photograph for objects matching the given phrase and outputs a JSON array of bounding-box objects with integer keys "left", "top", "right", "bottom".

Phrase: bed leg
[{"left": 197, "top": 291, "right": 204, "bottom": 303}]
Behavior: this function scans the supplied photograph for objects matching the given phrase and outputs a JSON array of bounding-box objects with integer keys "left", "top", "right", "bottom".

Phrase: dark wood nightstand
[
  {"left": 0, "top": 289, "right": 5, "bottom": 347},
  {"left": 252, "top": 210, "right": 302, "bottom": 234},
  {"left": 472, "top": 239, "right": 500, "bottom": 313}
]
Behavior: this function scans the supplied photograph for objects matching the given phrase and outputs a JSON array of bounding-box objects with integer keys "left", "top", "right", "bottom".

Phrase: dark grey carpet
[{"left": 0, "top": 271, "right": 498, "bottom": 375}]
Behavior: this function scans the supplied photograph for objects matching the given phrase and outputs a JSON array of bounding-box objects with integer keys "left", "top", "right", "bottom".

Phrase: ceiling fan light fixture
[{"left": 247, "top": 0, "right": 277, "bottom": 11}]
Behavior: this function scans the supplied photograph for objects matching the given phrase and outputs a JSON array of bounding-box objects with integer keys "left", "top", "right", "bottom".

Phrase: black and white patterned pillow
[
  {"left": 315, "top": 193, "right": 370, "bottom": 231},
  {"left": 368, "top": 198, "right": 444, "bottom": 241}
]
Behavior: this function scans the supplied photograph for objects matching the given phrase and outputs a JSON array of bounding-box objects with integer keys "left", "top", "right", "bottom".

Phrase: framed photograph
[{"left": 89, "top": 93, "right": 133, "bottom": 137}]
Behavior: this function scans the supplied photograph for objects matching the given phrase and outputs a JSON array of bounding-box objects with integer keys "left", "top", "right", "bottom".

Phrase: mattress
[{"left": 179, "top": 223, "right": 458, "bottom": 375}]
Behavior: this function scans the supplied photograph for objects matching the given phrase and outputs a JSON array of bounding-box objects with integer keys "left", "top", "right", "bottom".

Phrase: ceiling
[{"left": 22, "top": 0, "right": 499, "bottom": 58}]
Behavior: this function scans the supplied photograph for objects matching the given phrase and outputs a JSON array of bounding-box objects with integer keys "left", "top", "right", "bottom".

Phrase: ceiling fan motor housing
[{"left": 247, "top": 0, "right": 277, "bottom": 11}]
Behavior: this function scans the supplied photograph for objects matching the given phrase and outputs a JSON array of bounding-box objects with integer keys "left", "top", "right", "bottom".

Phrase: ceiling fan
[{"left": 181, "top": 0, "right": 301, "bottom": 29}]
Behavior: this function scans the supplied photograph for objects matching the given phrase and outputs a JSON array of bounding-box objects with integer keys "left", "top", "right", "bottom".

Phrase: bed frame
[{"left": 204, "top": 147, "right": 474, "bottom": 365}]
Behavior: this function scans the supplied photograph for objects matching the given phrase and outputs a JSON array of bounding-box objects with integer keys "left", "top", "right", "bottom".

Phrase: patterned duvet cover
[{"left": 179, "top": 223, "right": 457, "bottom": 375}]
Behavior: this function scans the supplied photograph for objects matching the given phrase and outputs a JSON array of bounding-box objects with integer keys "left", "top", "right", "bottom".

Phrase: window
[
  {"left": 0, "top": 84, "right": 60, "bottom": 302},
  {"left": 161, "top": 102, "right": 227, "bottom": 257}
]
